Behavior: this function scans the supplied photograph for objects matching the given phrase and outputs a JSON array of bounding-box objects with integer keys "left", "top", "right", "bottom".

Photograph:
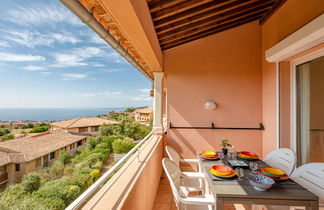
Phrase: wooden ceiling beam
[
  {"left": 151, "top": 0, "right": 211, "bottom": 21},
  {"left": 157, "top": 0, "right": 274, "bottom": 39},
  {"left": 161, "top": 14, "right": 263, "bottom": 50},
  {"left": 259, "top": 0, "right": 287, "bottom": 25},
  {"left": 153, "top": 0, "right": 230, "bottom": 28},
  {"left": 159, "top": 7, "right": 270, "bottom": 44},
  {"left": 154, "top": 0, "right": 267, "bottom": 32},
  {"left": 148, "top": 0, "right": 179, "bottom": 11}
]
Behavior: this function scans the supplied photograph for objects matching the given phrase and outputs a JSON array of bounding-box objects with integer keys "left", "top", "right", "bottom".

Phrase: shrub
[
  {"left": 95, "top": 142, "right": 109, "bottom": 150},
  {"left": 99, "top": 124, "right": 122, "bottom": 136},
  {"left": 21, "top": 172, "right": 41, "bottom": 193},
  {"left": 0, "top": 128, "right": 10, "bottom": 137},
  {"left": 64, "top": 185, "right": 81, "bottom": 204},
  {"left": 49, "top": 160, "right": 64, "bottom": 179},
  {"left": 0, "top": 184, "right": 28, "bottom": 205},
  {"left": 63, "top": 165, "right": 74, "bottom": 176},
  {"left": 91, "top": 161, "right": 103, "bottom": 169},
  {"left": 68, "top": 174, "right": 92, "bottom": 191},
  {"left": 90, "top": 169, "right": 100, "bottom": 182},
  {"left": 1, "top": 134, "right": 14, "bottom": 141},
  {"left": 58, "top": 151, "right": 74, "bottom": 165},
  {"left": 101, "top": 136, "right": 122, "bottom": 151},
  {"left": 29, "top": 125, "right": 49, "bottom": 133},
  {"left": 85, "top": 136, "right": 99, "bottom": 151},
  {"left": 27, "top": 123, "right": 34, "bottom": 128},
  {"left": 112, "top": 137, "right": 134, "bottom": 154}
]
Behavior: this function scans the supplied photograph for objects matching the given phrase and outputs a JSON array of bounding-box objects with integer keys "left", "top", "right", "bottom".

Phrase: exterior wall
[
  {"left": 261, "top": 0, "right": 324, "bottom": 157},
  {"left": 164, "top": 21, "right": 263, "bottom": 157},
  {"left": 7, "top": 164, "right": 16, "bottom": 184},
  {"left": 67, "top": 127, "right": 80, "bottom": 133}
]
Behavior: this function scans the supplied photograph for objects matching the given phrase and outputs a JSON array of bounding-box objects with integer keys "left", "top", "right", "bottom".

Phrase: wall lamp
[{"left": 204, "top": 101, "right": 217, "bottom": 110}]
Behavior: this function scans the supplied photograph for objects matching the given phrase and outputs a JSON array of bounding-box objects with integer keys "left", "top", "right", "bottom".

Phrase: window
[
  {"left": 77, "top": 140, "right": 82, "bottom": 146},
  {"left": 50, "top": 152, "right": 55, "bottom": 160},
  {"left": 79, "top": 127, "right": 88, "bottom": 132},
  {"left": 15, "top": 164, "right": 20, "bottom": 172},
  {"left": 91, "top": 126, "right": 99, "bottom": 132}
]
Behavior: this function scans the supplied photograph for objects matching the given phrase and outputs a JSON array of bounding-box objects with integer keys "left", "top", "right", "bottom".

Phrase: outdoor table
[{"left": 197, "top": 152, "right": 319, "bottom": 210}]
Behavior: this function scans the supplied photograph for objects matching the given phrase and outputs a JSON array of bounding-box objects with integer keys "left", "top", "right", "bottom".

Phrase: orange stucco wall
[
  {"left": 261, "top": 0, "right": 324, "bottom": 157},
  {"left": 164, "top": 21, "right": 263, "bottom": 158}
]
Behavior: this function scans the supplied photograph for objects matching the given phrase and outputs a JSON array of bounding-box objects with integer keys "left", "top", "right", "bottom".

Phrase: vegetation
[
  {"left": 100, "top": 116, "right": 151, "bottom": 140},
  {"left": 0, "top": 133, "right": 137, "bottom": 209},
  {"left": 219, "top": 139, "right": 231, "bottom": 148},
  {"left": 29, "top": 124, "right": 50, "bottom": 133},
  {"left": 0, "top": 128, "right": 10, "bottom": 136},
  {"left": 1, "top": 134, "right": 14, "bottom": 141},
  {"left": 23, "top": 123, "right": 34, "bottom": 129}
]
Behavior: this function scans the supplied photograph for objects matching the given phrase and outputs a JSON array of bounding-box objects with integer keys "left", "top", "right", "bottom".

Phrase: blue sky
[{"left": 0, "top": 0, "right": 152, "bottom": 108}]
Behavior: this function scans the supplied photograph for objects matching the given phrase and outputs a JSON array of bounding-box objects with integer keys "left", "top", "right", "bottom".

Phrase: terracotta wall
[
  {"left": 164, "top": 21, "right": 263, "bottom": 158},
  {"left": 261, "top": 0, "right": 324, "bottom": 157}
]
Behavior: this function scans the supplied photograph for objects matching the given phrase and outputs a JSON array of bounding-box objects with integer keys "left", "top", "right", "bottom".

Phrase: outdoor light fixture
[{"left": 204, "top": 101, "right": 217, "bottom": 110}]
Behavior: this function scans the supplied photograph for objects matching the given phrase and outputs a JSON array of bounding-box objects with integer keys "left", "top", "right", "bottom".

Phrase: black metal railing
[{"left": 169, "top": 122, "right": 265, "bottom": 130}]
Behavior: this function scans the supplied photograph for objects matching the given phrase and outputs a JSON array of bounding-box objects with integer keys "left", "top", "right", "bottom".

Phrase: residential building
[
  {"left": 51, "top": 116, "right": 119, "bottom": 136},
  {"left": 60, "top": 0, "right": 324, "bottom": 209},
  {"left": 133, "top": 107, "right": 153, "bottom": 125},
  {"left": 0, "top": 129, "right": 87, "bottom": 187}
]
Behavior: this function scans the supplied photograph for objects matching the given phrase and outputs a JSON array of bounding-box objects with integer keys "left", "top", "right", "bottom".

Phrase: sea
[{"left": 0, "top": 108, "right": 125, "bottom": 122}]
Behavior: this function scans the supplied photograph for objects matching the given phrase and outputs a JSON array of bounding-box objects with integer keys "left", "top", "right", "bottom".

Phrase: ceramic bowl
[{"left": 249, "top": 173, "right": 275, "bottom": 191}]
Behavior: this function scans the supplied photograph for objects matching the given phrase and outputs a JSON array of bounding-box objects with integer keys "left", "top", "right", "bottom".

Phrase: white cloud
[
  {"left": 22, "top": 65, "right": 46, "bottom": 71},
  {"left": 132, "top": 89, "right": 152, "bottom": 101},
  {"left": 0, "top": 52, "right": 45, "bottom": 62},
  {"left": 89, "top": 35, "right": 106, "bottom": 45},
  {"left": 103, "top": 68, "right": 124, "bottom": 73},
  {"left": 3, "top": 4, "right": 82, "bottom": 26},
  {"left": 137, "top": 88, "right": 150, "bottom": 93},
  {"left": 52, "top": 54, "right": 88, "bottom": 68},
  {"left": 61, "top": 73, "right": 88, "bottom": 80},
  {"left": 73, "top": 91, "right": 123, "bottom": 98},
  {"left": 0, "top": 41, "right": 10, "bottom": 47},
  {"left": 2, "top": 29, "right": 81, "bottom": 48}
]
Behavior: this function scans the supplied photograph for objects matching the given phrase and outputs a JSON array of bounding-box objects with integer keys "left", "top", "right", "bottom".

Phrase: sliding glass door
[{"left": 296, "top": 56, "right": 324, "bottom": 165}]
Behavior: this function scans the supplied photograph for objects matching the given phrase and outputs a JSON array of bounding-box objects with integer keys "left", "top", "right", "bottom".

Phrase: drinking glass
[
  {"left": 228, "top": 145, "right": 236, "bottom": 160},
  {"left": 249, "top": 161, "right": 258, "bottom": 173},
  {"left": 235, "top": 167, "right": 244, "bottom": 179},
  {"left": 219, "top": 152, "right": 225, "bottom": 160}
]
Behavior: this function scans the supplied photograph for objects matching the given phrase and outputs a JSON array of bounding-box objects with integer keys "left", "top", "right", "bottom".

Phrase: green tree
[
  {"left": 112, "top": 137, "right": 134, "bottom": 154},
  {"left": 21, "top": 172, "right": 42, "bottom": 193}
]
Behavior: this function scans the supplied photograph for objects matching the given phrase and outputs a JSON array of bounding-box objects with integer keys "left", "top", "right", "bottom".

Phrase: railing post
[{"left": 153, "top": 72, "right": 164, "bottom": 134}]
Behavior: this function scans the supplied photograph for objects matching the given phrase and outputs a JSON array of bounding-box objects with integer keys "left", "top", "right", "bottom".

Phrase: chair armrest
[
  {"left": 182, "top": 172, "right": 205, "bottom": 179},
  {"left": 180, "top": 194, "right": 215, "bottom": 205},
  {"left": 181, "top": 159, "right": 199, "bottom": 163}
]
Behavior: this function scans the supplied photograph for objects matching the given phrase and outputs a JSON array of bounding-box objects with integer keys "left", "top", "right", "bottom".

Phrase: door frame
[{"left": 290, "top": 49, "right": 324, "bottom": 157}]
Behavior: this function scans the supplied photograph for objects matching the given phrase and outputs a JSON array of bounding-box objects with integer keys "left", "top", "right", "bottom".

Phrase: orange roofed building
[
  {"left": 0, "top": 129, "right": 87, "bottom": 188},
  {"left": 51, "top": 116, "right": 119, "bottom": 135},
  {"left": 133, "top": 107, "right": 153, "bottom": 125}
]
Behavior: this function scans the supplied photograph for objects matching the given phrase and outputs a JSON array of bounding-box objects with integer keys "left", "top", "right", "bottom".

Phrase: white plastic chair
[
  {"left": 291, "top": 162, "right": 324, "bottom": 207},
  {"left": 165, "top": 146, "right": 199, "bottom": 170},
  {"left": 264, "top": 148, "right": 296, "bottom": 176},
  {"left": 162, "top": 158, "right": 215, "bottom": 210}
]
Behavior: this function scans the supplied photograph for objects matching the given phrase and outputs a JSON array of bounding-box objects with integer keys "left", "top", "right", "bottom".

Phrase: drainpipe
[{"left": 59, "top": 0, "right": 153, "bottom": 80}]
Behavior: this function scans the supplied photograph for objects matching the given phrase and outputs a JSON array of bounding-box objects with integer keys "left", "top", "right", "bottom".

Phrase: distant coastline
[{"left": 0, "top": 107, "right": 126, "bottom": 122}]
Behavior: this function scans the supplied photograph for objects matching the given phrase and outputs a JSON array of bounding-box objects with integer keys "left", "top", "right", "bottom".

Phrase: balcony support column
[{"left": 153, "top": 72, "right": 164, "bottom": 134}]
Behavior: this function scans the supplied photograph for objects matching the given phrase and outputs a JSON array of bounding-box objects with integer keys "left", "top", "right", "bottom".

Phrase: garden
[{"left": 0, "top": 116, "right": 152, "bottom": 209}]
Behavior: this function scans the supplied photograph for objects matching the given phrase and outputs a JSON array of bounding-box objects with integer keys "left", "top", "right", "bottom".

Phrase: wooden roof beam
[
  {"left": 157, "top": 0, "right": 274, "bottom": 39},
  {"left": 161, "top": 13, "right": 263, "bottom": 50},
  {"left": 159, "top": 7, "right": 270, "bottom": 44},
  {"left": 151, "top": 0, "right": 211, "bottom": 21}
]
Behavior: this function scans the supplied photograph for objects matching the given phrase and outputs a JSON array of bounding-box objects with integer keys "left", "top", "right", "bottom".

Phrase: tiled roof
[
  {"left": 0, "top": 129, "right": 87, "bottom": 166},
  {"left": 135, "top": 107, "right": 153, "bottom": 114},
  {"left": 51, "top": 117, "right": 119, "bottom": 128}
]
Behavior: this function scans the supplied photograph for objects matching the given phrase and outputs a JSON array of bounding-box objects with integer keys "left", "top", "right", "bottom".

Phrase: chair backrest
[
  {"left": 162, "top": 158, "right": 182, "bottom": 202},
  {"left": 264, "top": 148, "right": 296, "bottom": 175},
  {"left": 165, "top": 146, "right": 181, "bottom": 167},
  {"left": 291, "top": 163, "right": 324, "bottom": 204}
]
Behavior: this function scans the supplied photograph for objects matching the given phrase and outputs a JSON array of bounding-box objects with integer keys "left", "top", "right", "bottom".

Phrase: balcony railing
[{"left": 66, "top": 128, "right": 159, "bottom": 210}]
